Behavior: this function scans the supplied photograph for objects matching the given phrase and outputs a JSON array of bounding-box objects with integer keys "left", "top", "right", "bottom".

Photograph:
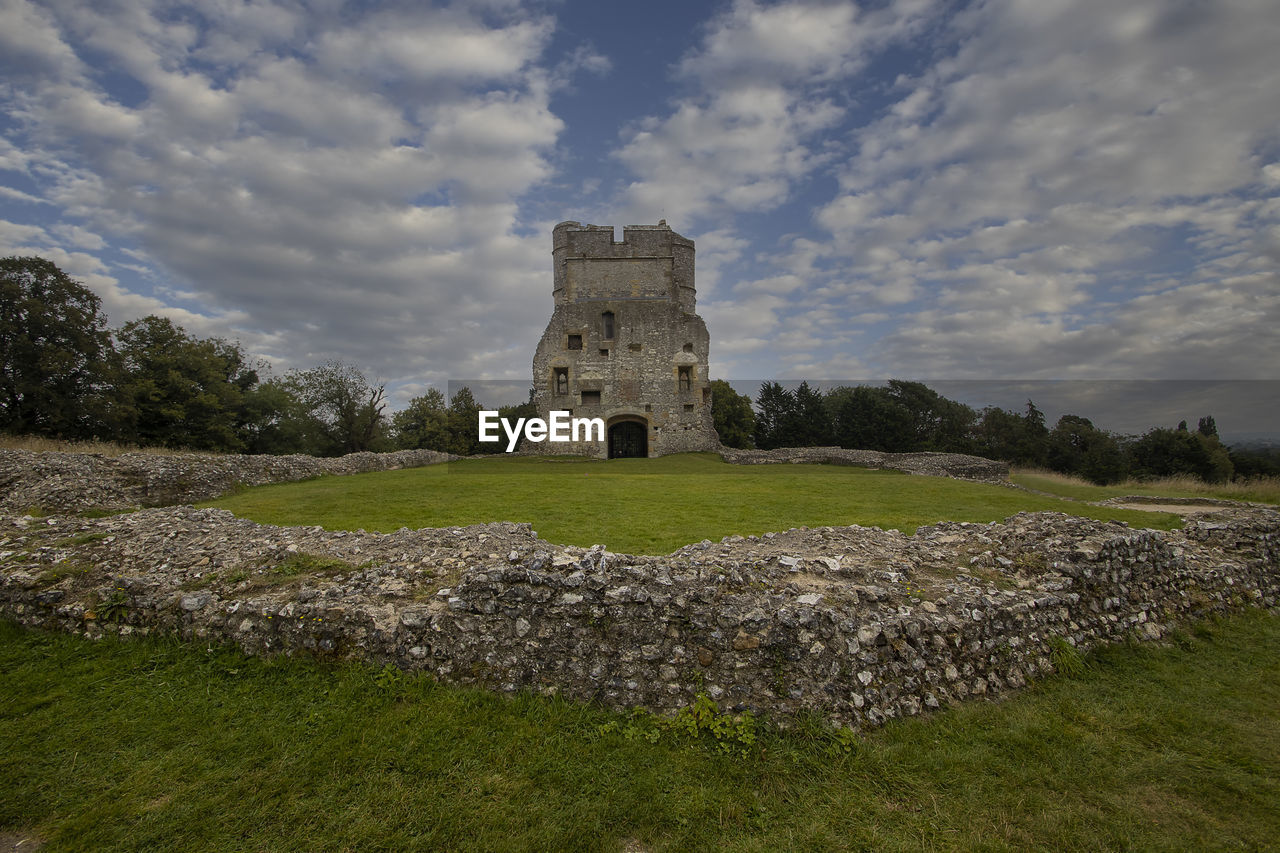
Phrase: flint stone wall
[
  {"left": 2, "top": 499, "right": 1276, "bottom": 728},
  {"left": 0, "top": 448, "right": 458, "bottom": 515},
  {"left": 0, "top": 446, "right": 1003, "bottom": 518},
  {"left": 718, "top": 446, "right": 1009, "bottom": 481}
]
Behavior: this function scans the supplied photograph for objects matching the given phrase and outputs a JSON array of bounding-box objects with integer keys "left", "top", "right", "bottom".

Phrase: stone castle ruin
[
  {"left": 532, "top": 221, "right": 719, "bottom": 458},
  {"left": 4, "top": 221, "right": 1274, "bottom": 731}
]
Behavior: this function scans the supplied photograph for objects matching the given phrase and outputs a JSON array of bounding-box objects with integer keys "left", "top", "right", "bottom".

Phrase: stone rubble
[
  {"left": 0, "top": 448, "right": 458, "bottom": 515},
  {"left": 717, "top": 446, "right": 1009, "bottom": 482}
]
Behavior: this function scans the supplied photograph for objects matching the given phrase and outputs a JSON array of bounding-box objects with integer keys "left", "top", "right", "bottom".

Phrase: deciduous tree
[
  {"left": 114, "top": 315, "right": 258, "bottom": 451},
  {"left": 391, "top": 388, "right": 450, "bottom": 452},
  {"left": 0, "top": 256, "right": 113, "bottom": 438},
  {"left": 283, "top": 361, "right": 388, "bottom": 455},
  {"left": 710, "top": 379, "right": 755, "bottom": 449}
]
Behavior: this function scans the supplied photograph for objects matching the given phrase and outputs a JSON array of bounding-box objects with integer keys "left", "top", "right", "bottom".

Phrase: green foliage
[
  {"left": 280, "top": 360, "right": 389, "bottom": 456},
  {"left": 1230, "top": 445, "right": 1280, "bottom": 479},
  {"left": 1048, "top": 636, "right": 1086, "bottom": 678},
  {"left": 974, "top": 400, "right": 1049, "bottom": 467},
  {"left": 1129, "top": 425, "right": 1234, "bottom": 484},
  {"left": 709, "top": 379, "right": 755, "bottom": 448},
  {"left": 752, "top": 381, "right": 793, "bottom": 449},
  {"left": 372, "top": 663, "right": 407, "bottom": 695},
  {"left": 887, "top": 379, "right": 977, "bottom": 453},
  {"left": 98, "top": 587, "right": 130, "bottom": 623},
  {"left": 391, "top": 388, "right": 450, "bottom": 451},
  {"left": 598, "top": 694, "right": 758, "bottom": 757},
  {"left": 0, "top": 256, "right": 114, "bottom": 439},
  {"left": 794, "top": 380, "right": 976, "bottom": 454},
  {"left": 239, "top": 378, "right": 322, "bottom": 455},
  {"left": 445, "top": 386, "right": 483, "bottom": 456},
  {"left": 667, "top": 693, "right": 758, "bottom": 757},
  {"left": 113, "top": 315, "right": 259, "bottom": 452},
  {"left": 1047, "top": 414, "right": 1129, "bottom": 484},
  {"left": 749, "top": 378, "right": 1250, "bottom": 490},
  {"left": 754, "top": 381, "right": 832, "bottom": 449},
  {"left": 828, "top": 384, "right": 907, "bottom": 452}
]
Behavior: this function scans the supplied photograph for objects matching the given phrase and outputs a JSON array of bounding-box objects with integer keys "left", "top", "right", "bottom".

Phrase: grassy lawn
[
  {"left": 2, "top": 611, "right": 1277, "bottom": 851},
  {"left": 1012, "top": 468, "right": 1280, "bottom": 505},
  {"left": 203, "top": 453, "right": 1181, "bottom": 554}
]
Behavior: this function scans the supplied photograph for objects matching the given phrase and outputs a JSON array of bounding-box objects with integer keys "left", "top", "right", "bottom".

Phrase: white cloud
[
  {"left": 0, "top": 218, "right": 51, "bottom": 246},
  {"left": 316, "top": 10, "right": 553, "bottom": 83},
  {"left": 807, "top": 0, "right": 1280, "bottom": 379},
  {"left": 0, "top": 0, "right": 584, "bottom": 391},
  {"left": 51, "top": 222, "right": 105, "bottom": 249},
  {"left": 677, "top": 0, "right": 863, "bottom": 85},
  {"left": 0, "top": 186, "right": 49, "bottom": 204},
  {"left": 612, "top": 0, "right": 933, "bottom": 225}
]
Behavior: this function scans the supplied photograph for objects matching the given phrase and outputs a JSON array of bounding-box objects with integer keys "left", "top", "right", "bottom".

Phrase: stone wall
[
  {"left": 2, "top": 493, "right": 1276, "bottom": 728},
  {"left": 718, "top": 446, "right": 1010, "bottom": 482},
  {"left": 0, "top": 447, "right": 457, "bottom": 515}
]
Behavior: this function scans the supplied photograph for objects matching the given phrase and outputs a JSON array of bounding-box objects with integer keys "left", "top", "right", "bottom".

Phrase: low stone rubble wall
[
  {"left": 0, "top": 445, "right": 1002, "bottom": 518},
  {"left": 2, "top": 501, "right": 1275, "bottom": 728},
  {"left": 718, "top": 446, "right": 1009, "bottom": 481},
  {"left": 0, "top": 448, "right": 459, "bottom": 515}
]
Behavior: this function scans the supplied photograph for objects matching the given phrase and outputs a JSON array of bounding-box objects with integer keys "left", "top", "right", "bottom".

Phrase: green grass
[
  {"left": 1012, "top": 468, "right": 1280, "bottom": 505},
  {"left": 2, "top": 611, "right": 1278, "bottom": 851},
  {"left": 202, "top": 453, "right": 1181, "bottom": 554}
]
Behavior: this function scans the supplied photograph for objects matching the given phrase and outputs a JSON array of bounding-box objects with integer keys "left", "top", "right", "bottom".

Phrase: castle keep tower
[{"left": 532, "top": 221, "right": 719, "bottom": 458}]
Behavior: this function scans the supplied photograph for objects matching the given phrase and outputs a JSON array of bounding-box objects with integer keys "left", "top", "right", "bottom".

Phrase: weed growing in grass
[
  {"left": 669, "top": 693, "right": 759, "bottom": 757},
  {"left": 598, "top": 693, "right": 759, "bottom": 757},
  {"left": 1049, "top": 636, "right": 1087, "bottom": 678},
  {"left": 826, "top": 725, "right": 862, "bottom": 756},
  {"left": 372, "top": 664, "right": 407, "bottom": 695}
]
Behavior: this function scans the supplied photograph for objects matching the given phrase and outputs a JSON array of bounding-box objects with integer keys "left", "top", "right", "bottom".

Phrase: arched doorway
[{"left": 608, "top": 419, "right": 648, "bottom": 458}]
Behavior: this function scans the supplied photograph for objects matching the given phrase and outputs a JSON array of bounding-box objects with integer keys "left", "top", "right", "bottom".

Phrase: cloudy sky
[{"left": 2, "top": 0, "right": 1277, "bottom": 431}]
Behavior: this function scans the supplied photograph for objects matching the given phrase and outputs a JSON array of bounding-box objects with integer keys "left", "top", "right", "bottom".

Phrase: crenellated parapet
[{"left": 551, "top": 220, "right": 697, "bottom": 312}]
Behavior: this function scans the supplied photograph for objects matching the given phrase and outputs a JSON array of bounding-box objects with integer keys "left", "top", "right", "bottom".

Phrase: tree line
[
  {"left": 710, "top": 379, "right": 1276, "bottom": 485},
  {"left": 5, "top": 256, "right": 1275, "bottom": 481},
  {"left": 1, "top": 256, "right": 535, "bottom": 456}
]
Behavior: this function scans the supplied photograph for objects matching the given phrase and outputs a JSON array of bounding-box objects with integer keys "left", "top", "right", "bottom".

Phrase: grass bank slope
[
  {"left": 1013, "top": 468, "right": 1280, "bottom": 505},
  {"left": 2, "top": 611, "right": 1277, "bottom": 851},
  {"left": 204, "top": 454, "right": 1180, "bottom": 554}
]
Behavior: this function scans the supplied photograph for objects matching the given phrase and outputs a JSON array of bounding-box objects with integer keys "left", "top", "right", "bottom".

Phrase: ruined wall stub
[{"left": 532, "top": 221, "right": 719, "bottom": 458}]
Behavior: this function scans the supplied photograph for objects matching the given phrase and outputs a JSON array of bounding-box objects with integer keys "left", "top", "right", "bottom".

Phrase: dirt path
[{"left": 1104, "top": 502, "right": 1230, "bottom": 515}]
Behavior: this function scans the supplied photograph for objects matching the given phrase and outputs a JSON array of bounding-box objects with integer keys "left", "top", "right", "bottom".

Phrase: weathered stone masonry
[
  {"left": 1, "top": 448, "right": 1276, "bottom": 729},
  {"left": 0, "top": 447, "right": 457, "bottom": 516},
  {"left": 532, "top": 222, "right": 719, "bottom": 458}
]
